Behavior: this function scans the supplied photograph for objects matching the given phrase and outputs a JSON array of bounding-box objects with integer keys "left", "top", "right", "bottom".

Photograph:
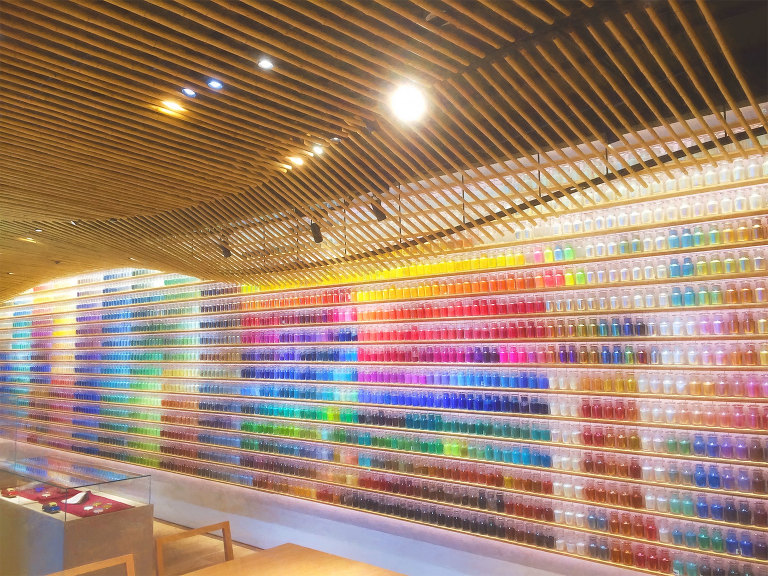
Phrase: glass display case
[
  {"left": 0, "top": 161, "right": 767, "bottom": 575},
  {"left": 0, "top": 451, "right": 150, "bottom": 521},
  {"left": 0, "top": 444, "right": 154, "bottom": 576}
]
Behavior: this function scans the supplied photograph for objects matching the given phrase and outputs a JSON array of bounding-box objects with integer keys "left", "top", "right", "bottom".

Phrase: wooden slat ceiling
[{"left": 1, "top": 0, "right": 767, "bottom": 299}]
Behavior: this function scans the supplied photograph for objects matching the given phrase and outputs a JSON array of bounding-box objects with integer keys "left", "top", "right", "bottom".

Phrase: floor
[{"left": 153, "top": 519, "right": 261, "bottom": 576}]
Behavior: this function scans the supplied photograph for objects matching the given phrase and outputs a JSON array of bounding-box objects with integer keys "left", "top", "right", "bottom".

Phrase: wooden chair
[
  {"left": 155, "top": 521, "right": 235, "bottom": 576},
  {"left": 45, "top": 554, "right": 135, "bottom": 576}
]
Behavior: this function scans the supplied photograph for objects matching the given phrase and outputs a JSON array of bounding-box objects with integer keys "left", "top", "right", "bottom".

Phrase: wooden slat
[{"left": 0, "top": 0, "right": 764, "bottom": 299}]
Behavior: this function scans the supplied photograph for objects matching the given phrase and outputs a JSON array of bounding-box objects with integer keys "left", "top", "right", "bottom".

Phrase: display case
[
  {"left": 1, "top": 162, "right": 767, "bottom": 576},
  {"left": 0, "top": 446, "right": 154, "bottom": 576},
  {"left": 0, "top": 448, "right": 150, "bottom": 521}
]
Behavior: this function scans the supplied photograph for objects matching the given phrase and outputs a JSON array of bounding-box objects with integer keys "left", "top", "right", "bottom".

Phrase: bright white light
[
  {"left": 288, "top": 156, "right": 304, "bottom": 166},
  {"left": 330, "top": 137, "right": 340, "bottom": 142},
  {"left": 70, "top": 221, "right": 77, "bottom": 226},
  {"left": 312, "top": 145, "right": 323, "bottom": 155},
  {"left": 34, "top": 228, "right": 42, "bottom": 232},
  {"left": 161, "top": 100, "right": 185, "bottom": 112},
  {"left": 258, "top": 58, "right": 274, "bottom": 70},
  {"left": 181, "top": 88, "right": 197, "bottom": 97},
  {"left": 390, "top": 84, "right": 427, "bottom": 122},
  {"left": 207, "top": 79, "right": 224, "bottom": 90}
]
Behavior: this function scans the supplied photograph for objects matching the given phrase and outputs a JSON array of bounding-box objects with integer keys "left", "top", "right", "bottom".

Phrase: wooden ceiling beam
[
  {"left": 143, "top": 0, "right": 380, "bottom": 116},
  {"left": 5, "top": 2, "right": 362, "bottom": 133},
  {"left": 545, "top": 35, "right": 668, "bottom": 183},
  {"left": 356, "top": 130, "right": 476, "bottom": 246},
  {"left": 0, "top": 37, "right": 328, "bottom": 154},
  {"left": 583, "top": 23, "right": 693, "bottom": 172},
  {"left": 0, "top": 117, "right": 247, "bottom": 204},
  {"left": 0, "top": 70, "right": 282, "bottom": 175},
  {"left": 376, "top": 0, "right": 486, "bottom": 59},
  {"left": 694, "top": 0, "right": 768, "bottom": 131},
  {"left": 669, "top": 0, "right": 764, "bottom": 151},
  {"left": 0, "top": 0, "right": 764, "bottom": 298},
  {"left": 563, "top": 30, "right": 687, "bottom": 177},
  {"left": 304, "top": 0, "right": 461, "bottom": 77},
  {"left": 624, "top": 10, "right": 733, "bottom": 162}
]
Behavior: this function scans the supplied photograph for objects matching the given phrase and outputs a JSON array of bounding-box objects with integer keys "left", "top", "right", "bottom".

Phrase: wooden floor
[{"left": 153, "top": 520, "right": 261, "bottom": 576}]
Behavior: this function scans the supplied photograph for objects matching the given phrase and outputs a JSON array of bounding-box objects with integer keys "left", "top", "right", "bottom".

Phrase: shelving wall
[{"left": 2, "top": 172, "right": 768, "bottom": 576}]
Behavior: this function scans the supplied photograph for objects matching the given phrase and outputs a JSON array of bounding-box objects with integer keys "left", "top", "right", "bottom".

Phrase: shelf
[
  {"left": 4, "top": 269, "right": 766, "bottom": 339},
  {"left": 0, "top": 279, "right": 212, "bottom": 315},
  {"left": 3, "top": 230, "right": 766, "bottom": 321},
  {"left": 5, "top": 393, "right": 767, "bottom": 464},
  {"left": 5, "top": 379, "right": 768, "bottom": 404},
  {"left": 5, "top": 411, "right": 768, "bottom": 503},
  {"left": 0, "top": 427, "right": 721, "bottom": 576},
  {"left": 3, "top": 271, "right": 165, "bottom": 300},
  {"left": 3, "top": 180, "right": 768, "bottom": 574},
  {"left": 422, "top": 177, "right": 768, "bottom": 258},
  {"left": 10, "top": 423, "right": 768, "bottom": 550},
  {"left": 4, "top": 391, "right": 768, "bottom": 438},
  {"left": 5, "top": 301, "right": 768, "bottom": 337},
  {"left": 10, "top": 420, "right": 768, "bottom": 538},
  {"left": 3, "top": 335, "right": 767, "bottom": 357},
  {"left": 3, "top": 358, "right": 765, "bottom": 371},
  {"left": 3, "top": 366, "right": 766, "bottom": 392},
  {"left": 5, "top": 380, "right": 768, "bottom": 410},
  {"left": 33, "top": 418, "right": 768, "bottom": 533},
  {"left": 17, "top": 430, "right": 768, "bottom": 562}
]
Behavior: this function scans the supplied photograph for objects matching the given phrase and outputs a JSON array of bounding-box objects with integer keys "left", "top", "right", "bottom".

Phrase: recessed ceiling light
[
  {"left": 181, "top": 88, "right": 197, "bottom": 97},
  {"left": 390, "top": 84, "right": 427, "bottom": 122},
  {"left": 288, "top": 156, "right": 304, "bottom": 166},
  {"left": 19, "top": 237, "right": 36, "bottom": 243},
  {"left": 330, "top": 137, "right": 341, "bottom": 142},
  {"left": 34, "top": 228, "right": 42, "bottom": 232},
  {"left": 7, "top": 272, "right": 13, "bottom": 275},
  {"left": 258, "top": 58, "right": 274, "bottom": 70},
  {"left": 161, "top": 100, "right": 185, "bottom": 112},
  {"left": 312, "top": 145, "right": 324, "bottom": 155},
  {"left": 70, "top": 221, "right": 77, "bottom": 226},
  {"left": 207, "top": 79, "right": 224, "bottom": 90}
]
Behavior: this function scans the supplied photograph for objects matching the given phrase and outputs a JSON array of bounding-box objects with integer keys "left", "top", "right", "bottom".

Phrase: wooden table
[{"left": 185, "top": 543, "right": 404, "bottom": 576}]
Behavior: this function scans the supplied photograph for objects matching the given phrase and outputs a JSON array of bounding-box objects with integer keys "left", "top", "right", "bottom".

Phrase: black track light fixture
[
  {"left": 602, "top": 128, "right": 622, "bottom": 148},
  {"left": 310, "top": 221, "right": 323, "bottom": 243},
  {"left": 370, "top": 200, "right": 387, "bottom": 222},
  {"left": 218, "top": 235, "right": 232, "bottom": 258}
]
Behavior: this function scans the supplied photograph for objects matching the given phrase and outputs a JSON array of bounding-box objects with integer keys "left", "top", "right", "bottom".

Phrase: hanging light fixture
[
  {"left": 370, "top": 200, "right": 387, "bottom": 222},
  {"left": 310, "top": 221, "right": 323, "bottom": 243},
  {"left": 218, "top": 234, "right": 232, "bottom": 258}
]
